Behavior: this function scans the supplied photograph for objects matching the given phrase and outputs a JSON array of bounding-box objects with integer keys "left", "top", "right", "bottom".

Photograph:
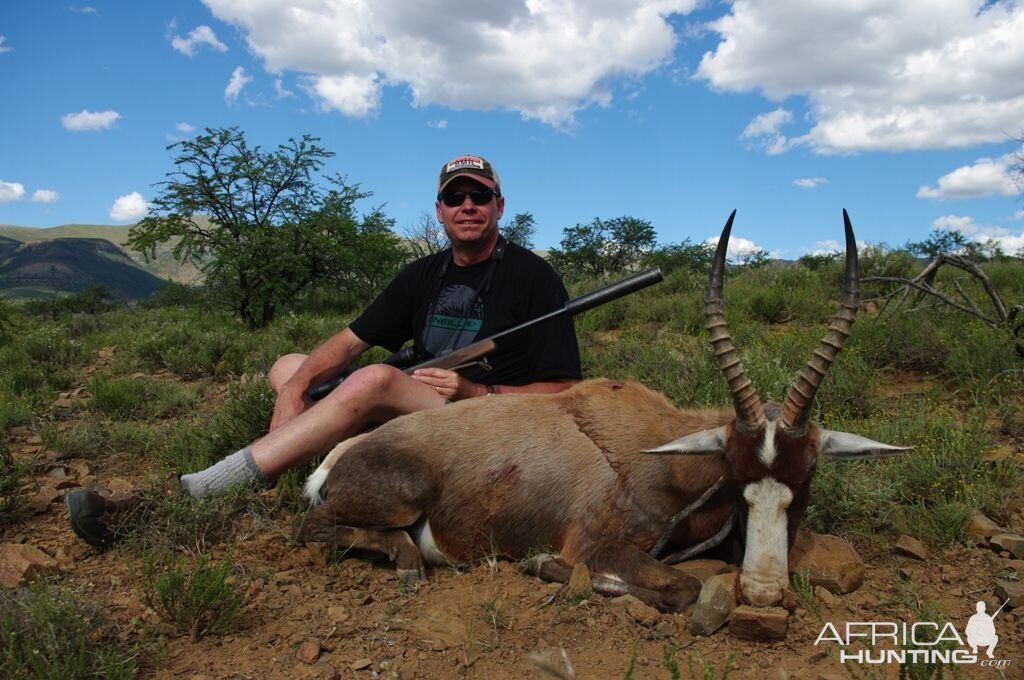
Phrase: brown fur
[{"left": 299, "top": 378, "right": 739, "bottom": 611}]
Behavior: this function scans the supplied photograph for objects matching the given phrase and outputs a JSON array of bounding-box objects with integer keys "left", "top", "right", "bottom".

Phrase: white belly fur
[{"left": 408, "top": 519, "right": 451, "bottom": 565}]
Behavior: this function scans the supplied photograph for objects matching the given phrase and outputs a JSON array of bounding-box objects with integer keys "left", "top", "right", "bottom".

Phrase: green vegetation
[
  {"left": 128, "top": 127, "right": 407, "bottom": 327},
  {"left": 0, "top": 232, "right": 1020, "bottom": 673},
  {"left": 0, "top": 581, "right": 137, "bottom": 679},
  {"left": 142, "top": 552, "right": 245, "bottom": 641}
]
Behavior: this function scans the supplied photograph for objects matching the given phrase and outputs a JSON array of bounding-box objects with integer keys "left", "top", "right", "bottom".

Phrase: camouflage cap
[{"left": 437, "top": 155, "right": 501, "bottom": 195}]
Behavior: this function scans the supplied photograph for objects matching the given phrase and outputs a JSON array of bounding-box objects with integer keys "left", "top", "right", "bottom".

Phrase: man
[{"left": 67, "top": 154, "right": 582, "bottom": 547}]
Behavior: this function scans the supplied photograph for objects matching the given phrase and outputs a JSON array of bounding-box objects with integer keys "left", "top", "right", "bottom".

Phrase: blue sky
[{"left": 2, "top": 1, "right": 1023, "bottom": 258}]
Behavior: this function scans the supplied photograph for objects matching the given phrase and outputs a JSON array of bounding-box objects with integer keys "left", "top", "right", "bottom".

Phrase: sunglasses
[{"left": 438, "top": 188, "right": 497, "bottom": 207}]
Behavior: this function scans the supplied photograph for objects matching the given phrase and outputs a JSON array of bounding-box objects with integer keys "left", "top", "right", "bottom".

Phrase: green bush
[
  {"left": 0, "top": 581, "right": 137, "bottom": 680},
  {"left": 142, "top": 552, "right": 245, "bottom": 641},
  {"left": 88, "top": 374, "right": 200, "bottom": 420}
]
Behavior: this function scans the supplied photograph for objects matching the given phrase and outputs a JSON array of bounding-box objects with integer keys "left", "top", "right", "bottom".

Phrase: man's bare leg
[{"left": 179, "top": 361, "right": 445, "bottom": 496}]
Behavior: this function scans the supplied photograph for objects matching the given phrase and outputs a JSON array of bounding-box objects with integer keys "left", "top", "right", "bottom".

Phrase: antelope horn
[
  {"left": 705, "top": 210, "right": 764, "bottom": 431},
  {"left": 781, "top": 209, "right": 859, "bottom": 431}
]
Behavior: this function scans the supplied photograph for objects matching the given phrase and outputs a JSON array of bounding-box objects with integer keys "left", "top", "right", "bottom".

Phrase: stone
[
  {"left": 0, "top": 543, "right": 58, "bottom": 587},
  {"left": 305, "top": 542, "right": 329, "bottom": 567},
  {"left": 990, "top": 533, "right": 1024, "bottom": 559},
  {"left": 566, "top": 562, "right": 592, "bottom": 598},
  {"left": 350, "top": 658, "right": 372, "bottom": 671},
  {"left": 894, "top": 535, "right": 929, "bottom": 561},
  {"left": 994, "top": 580, "right": 1023, "bottom": 608},
  {"left": 689, "top": 572, "right": 738, "bottom": 636},
  {"left": 728, "top": 605, "right": 789, "bottom": 641},
  {"left": 327, "top": 606, "right": 349, "bottom": 623},
  {"left": 527, "top": 647, "right": 576, "bottom": 680},
  {"left": 27, "top": 485, "right": 61, "bottom": 514},
  {"left": 673, "top": 559, "right": 735, "bottom": 583},
  {"left": 813, "top": 586, "right": 837, "bottom": 607},
  {"left": 788, "top": 532, "right": 865, "bottom": 594},
  {"left": 964, "top": 511, "right": 1004, "bottom": 540},
  {"left": 296, "top": 639, "right": 321, "bottom": 664}
]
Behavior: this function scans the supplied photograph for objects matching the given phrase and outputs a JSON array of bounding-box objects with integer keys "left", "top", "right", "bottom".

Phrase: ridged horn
[
  {"left": 706, "top": 210, "right": 764, "bottom": 431},
  {"left": 781, "top": 209, "right": 859, "bottom": 431}
]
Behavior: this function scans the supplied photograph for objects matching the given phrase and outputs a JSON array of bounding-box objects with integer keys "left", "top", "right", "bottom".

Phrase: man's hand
[
  {"left": 269, "top": 388, "right": 309, "bottom": 431},
  {"left": 411, "top": 368, "right": 486, "bottom": 401}
]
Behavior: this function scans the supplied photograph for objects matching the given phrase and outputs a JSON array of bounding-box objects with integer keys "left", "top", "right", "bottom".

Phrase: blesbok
[{"left": 298, "top": 210, "right": 909, "bottom": 611}]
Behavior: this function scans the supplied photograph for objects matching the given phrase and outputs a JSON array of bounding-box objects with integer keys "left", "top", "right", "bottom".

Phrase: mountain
[
  {"left": 0, "top": 237, "right": 166, "bottom": 300},
  {"left": 0, "top": 223, "right": 203, "bottom": 285}
]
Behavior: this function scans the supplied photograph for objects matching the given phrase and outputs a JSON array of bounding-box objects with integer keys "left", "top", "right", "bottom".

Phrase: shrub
[
  {"left": 0, "top": 581, "right": 137, "bottom": 680},
  {"left": 142, "top": 552, "right": 245, "bottom": 641}
]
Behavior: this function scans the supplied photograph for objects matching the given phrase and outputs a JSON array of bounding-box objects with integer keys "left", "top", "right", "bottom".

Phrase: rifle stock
[{"left": 307, "top": 267, "right": 664, "bottom": 401}]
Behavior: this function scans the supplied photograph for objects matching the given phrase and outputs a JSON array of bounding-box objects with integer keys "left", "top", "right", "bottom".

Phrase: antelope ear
[
  {"left": 819, "top": 430, "right": 913, "bottom": 459},
  {"left": 642, "top": 427, "right": 727, "bottom": 455}
]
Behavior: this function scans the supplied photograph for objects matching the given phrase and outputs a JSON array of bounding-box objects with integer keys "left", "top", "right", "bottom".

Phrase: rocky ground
[{"left": 2, "top": 389, "right": 1023, "bottom": 680}]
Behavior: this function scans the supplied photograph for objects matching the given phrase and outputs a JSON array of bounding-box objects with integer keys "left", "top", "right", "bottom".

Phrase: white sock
[{"left": 179, "top": 447, "right": 267, "bottom": 498}]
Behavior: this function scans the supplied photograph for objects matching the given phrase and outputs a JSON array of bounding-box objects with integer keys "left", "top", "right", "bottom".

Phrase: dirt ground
[{"left": 5, "top": 383, "right": 1024, "bottom": 680}]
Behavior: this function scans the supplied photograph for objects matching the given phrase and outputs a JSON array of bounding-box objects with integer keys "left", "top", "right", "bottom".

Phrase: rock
[
  {"left": 327, "top": 606, "right": 349, "bottom": 623},
  {"left": 27, "top": 485, "right": 61, "bottom": 514},
  {"left": 296, "top": 639, "right": 321, "bottom": 664},
  {"left": 0, "top": 543, "right": 58, "bottom": 587},
  {"left": 350, "top": 658, "right": 372, "bottom": 671},
  {"left": 813, "top": 586, "right": 837, "bottom": 607},
  {"left": 994, "top": 580, "right": 1023, "bottom": 608},
  {"left": 729, "top": 605, "right": 789, "bottom": 641},
  {"left": 673, "top": 559, "right": 735, "bottom": 583},
  {"left": 625, "top": 599, "right": 660, "bottom": 627},
  {"left": 964, "top": 512, "right": 1004, "bottom": 540},
  {"left": 689, "top": 572, "right": 738, "bottom": 636},
  {"left": 990, "top": 533, "right": 1024, "bottom": 559},
  {"left": 305, "top": 542, "right": 329, "bottom": 567},
  {"left": 527, "top": 647, "right": 576, "bottom": 679},
  {"left": 894, "top": 535, "right": 929, "bottom": 561},
  {"left": 1002, "top": 559, "right": 1024, "bottom": 575},
  {"left": 788, "top": 532, "right": 865, "bottom": 594},
  {"left": 566, "top": 562, "right": 592, "bottom": 598}
]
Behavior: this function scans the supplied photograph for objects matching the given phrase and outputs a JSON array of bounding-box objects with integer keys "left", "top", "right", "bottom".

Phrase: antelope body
[{"left": 298, "top": 211, "right": 909, "bottom": 612}]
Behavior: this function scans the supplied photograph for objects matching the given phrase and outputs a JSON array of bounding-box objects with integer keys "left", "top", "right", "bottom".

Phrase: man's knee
[
  {"left": 338, "top": 363, "right": 408, "bottom": 396},
  {"left": 269, "top": 353, "right": 308, "bottom": 393}
]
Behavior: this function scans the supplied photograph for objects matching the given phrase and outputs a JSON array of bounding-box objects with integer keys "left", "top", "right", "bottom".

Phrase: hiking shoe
[{"left": 65, "top": 488, "right": 146, "bottom": 549}]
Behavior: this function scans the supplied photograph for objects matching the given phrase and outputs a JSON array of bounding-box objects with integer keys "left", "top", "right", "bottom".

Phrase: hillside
[
  {"left": 0, "top": 222, "right": 203, "bottom": 286},
  {"left": 0, "top": 237, "right": 165, "bottom": 300}
]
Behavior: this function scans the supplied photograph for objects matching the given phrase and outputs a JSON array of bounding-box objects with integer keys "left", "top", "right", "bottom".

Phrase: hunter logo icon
[{"left": 965, "top": 599, "right": 1006, "bottom": 659}]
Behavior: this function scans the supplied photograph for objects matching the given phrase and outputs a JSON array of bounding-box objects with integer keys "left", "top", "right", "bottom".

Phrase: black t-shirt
[{"left": 349, "top": 241, "right": 582, "bottom": 386}]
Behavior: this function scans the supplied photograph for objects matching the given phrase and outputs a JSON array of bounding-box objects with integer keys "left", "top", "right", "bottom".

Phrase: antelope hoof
[
  {"left": 398, "top": 567, "right": 427, "bottom": 585},
  {"left": 521, "top": 553, "right": 558, "bottom": 577}
]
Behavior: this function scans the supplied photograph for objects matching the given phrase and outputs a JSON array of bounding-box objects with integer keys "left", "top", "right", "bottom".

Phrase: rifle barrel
[{"left": 307, "top": 266, "right": 664, "bottom": 400}]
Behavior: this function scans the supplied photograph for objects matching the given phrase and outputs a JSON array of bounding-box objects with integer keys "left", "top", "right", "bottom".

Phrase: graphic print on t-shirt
[{"left": 422, "top": 283, "right": 484, "bottom": 356}]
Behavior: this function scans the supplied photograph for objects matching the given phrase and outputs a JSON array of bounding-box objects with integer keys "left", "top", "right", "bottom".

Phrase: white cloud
[
  {"left": 71, "top": 6, "right": 98, "bottom": 14},
  {"left": 704, "top": 234, "right": 765, "bottom": 261},
  {"left": 809, "top": 239, "right": 841, "bottom": 256},
  {"left": 793, "top": 177, "right": 829, "bottom": 189},
  {"left": 273, "top": 78, "right": 293, "bottom": 98},
  {"left": 201, "top": 0, "right": 700, "bottom": 126},
  {"left": 0, "top": 181, "right": 26, "bottom": 203},
  {"left": 61, "top": 109, "right": 121, "bottom": 131},
  {"left": 1014, "top": 209, "right": 1024, "bottom": 220},
  {"left": 175, "top": 122, "right": 195, "bottom": 134},
  {"left": 429, "top": 119, "right": 448, "bottom": 130},
  {"left": 225, "top": 66, "right": 252, "bottom": 102},
  {"left": 171, "top": 25, "right": 228, "bottom": 57},
  {"left": 697, "top": 1, "right": 1024, "bottom": 154},
  {"left": 917, "top": 152, "right": 1021, "bottom": 199},
  {"left": 108, "top": 192, "right": 149, "bottom": 222},
  {"left": 932, "top": 213, "right": 1024, "bottom": 254},
  {"left": 0, "top": 36, "right": 13, "bottom": 54},
  {"left": 741, "top": 108, "right": 794, "bottom": 154},
  {"left": 32, "top": 189, "right": 59, "bottom": 203}
]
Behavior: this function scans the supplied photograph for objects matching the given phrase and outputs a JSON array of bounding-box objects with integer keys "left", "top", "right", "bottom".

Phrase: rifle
[{"left": 307, "top": 266, "right": 665, "bottom": 401}]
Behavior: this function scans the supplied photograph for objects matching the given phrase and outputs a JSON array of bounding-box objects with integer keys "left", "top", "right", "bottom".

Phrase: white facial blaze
[
  {"left": 741, "top": 478, "right": 793, "bottom": 606},
  {"left": 757, "top": 421, "right": 778, "bottom": 467}
]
